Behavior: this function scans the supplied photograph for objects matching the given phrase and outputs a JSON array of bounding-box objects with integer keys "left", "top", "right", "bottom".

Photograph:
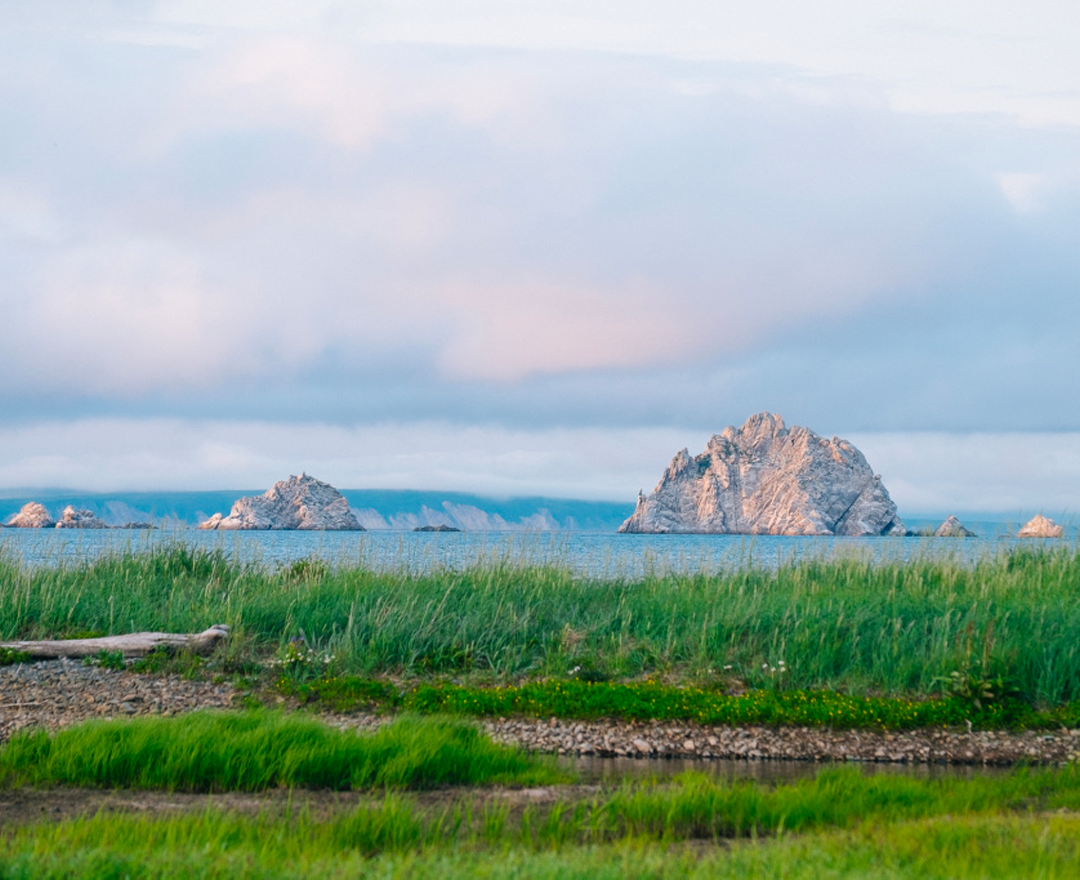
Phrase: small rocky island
[
  {"left": 2, "top": 502, "right": 149, "bottom": 530},
  {"left": 199, "top": 473, "right": 364, "bottom": 531},
  {"left": 4, "top": 502, "right": 56, "bottom": 528},
  {"left": 928, "top": 516, "right": 976, "bottom": 538},
  {"left": 54, "top": 506, "right": 109, "bottom": 529},
  {"left": 619, "top": 412, "right": 905, "bottom": 536},
  {"left": 1016, "top": 514, "right": 1064, "bottom": 538}
]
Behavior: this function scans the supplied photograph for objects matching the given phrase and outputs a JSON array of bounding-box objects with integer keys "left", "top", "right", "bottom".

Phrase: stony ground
[
  {"left": 0, "top": 659, "right": 235, "bottom": 742},
  {"left": 4, "top": 660, "right": 1080, "bottom": 766}
]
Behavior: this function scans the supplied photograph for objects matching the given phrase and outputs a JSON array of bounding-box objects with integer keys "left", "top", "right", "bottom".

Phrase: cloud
[
  {"left": 2, "top": 417, "right": 1077, "bottom": 517},
  {"left": 0, "top": 234, "right": 326, "bottom": 396},
  {"left": 0, "top": 418, "right": 698, "bottom": 500},
  {"left": 850, "top": 431, "right": 1080, "bottom": 514},
  {"left": 4, "top": 40, "right": 1010, "bottom": 400},
  {"left": 1, "top": 6, "right": 1079, "bottom": 507},
  {"left": 282, "top": 1, "right": 1080, "bottom": 125}
]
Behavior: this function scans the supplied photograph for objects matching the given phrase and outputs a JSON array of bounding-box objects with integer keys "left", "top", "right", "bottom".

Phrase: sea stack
[
  {"left": 1016, "top": 515, "right": 1064, "bottom": 538},
  {"left": 198, "top": 473, "right": 364, "bottom": 530},
  {"left": 619, "top": 413, "right": 905, "bottom": 536},
  {"left": 54, "top": 506, "right": 109, "bottom": 529},
  {"left": 933, "top": 516, "right": 976, "bottom": 538},
  {"left": 4, "top": 502, "right": 56, "bottom": 529}
]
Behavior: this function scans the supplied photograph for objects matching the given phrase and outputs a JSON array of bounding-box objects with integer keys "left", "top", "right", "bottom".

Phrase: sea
[{"left": 1, "top": 527, "right": 1070, "bottom": 577}]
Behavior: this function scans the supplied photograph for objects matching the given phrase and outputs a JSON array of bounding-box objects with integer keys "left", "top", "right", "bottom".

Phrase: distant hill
[{"left": 0, "top": 489, "right": 634, "bottom": 532}]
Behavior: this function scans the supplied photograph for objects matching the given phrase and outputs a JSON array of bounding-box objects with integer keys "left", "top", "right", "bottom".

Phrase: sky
[{"left": 2, "top": 2, "right": 1079, "bottom": 514}]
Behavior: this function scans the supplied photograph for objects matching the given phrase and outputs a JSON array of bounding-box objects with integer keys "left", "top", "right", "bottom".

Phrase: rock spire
[{"left": 619, "top": 413, "right": 905, "bottom": 536}]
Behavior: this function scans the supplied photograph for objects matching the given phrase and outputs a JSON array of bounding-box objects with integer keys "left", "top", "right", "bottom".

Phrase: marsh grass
[
  {"left": 3, "top": 543, "right": 1080, "bottom": 704},
  {"left": 5, "top": 766, "right": 1080, "bottom": 876},
  {"left": 0, "top": 712, "right": 562, "bottom": 792}
]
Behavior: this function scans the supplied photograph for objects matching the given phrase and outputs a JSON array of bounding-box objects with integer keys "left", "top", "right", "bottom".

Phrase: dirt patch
[
  {"left": 0, "top": 783, "right": 608, "bottom": 827},
  {"left": 0, "top": 787, "right": 369, "bottom": 825}
]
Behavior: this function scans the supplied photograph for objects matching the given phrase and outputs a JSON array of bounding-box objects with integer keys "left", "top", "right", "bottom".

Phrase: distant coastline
[
  {"left": 0, "top": 488, "right": 1070, "bottom": 537},
  {"left": 0, "top": 489, "right": 636, "bottom": 533}
]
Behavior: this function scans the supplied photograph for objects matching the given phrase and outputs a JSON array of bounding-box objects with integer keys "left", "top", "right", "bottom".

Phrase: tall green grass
[
  {"left": 3, "top": 543, "right": 1080, "bottom": 703},
  {"left": 0, "top": 712, "right": 561, "bottom": 791},
  {"left": 6, "top": 816, "right": 1080, "bottom": 879},
  {"left": 5, "top": 766, "right": 1080, "bottom": 876}
]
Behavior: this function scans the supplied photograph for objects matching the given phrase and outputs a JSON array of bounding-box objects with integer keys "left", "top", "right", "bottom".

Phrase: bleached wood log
[{"left": 0, "top": 624, "right": 230, "bottom": 659}]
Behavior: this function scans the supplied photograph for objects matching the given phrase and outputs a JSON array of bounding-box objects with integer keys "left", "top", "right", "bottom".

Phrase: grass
[
  {"left": 5, "top": 762, "right": 1080, "bottom": 876},
  {"left": 5, "top": 543, "right": 1080, "bottom": 875},
  {"left": 3, "top": 542, "right": 1080, "bottom": 707},
  {"left": 283, "top": 675, "right": 1075, "bottom": 730},
  {"left": 4, "top": 711, "right": 1080, "bottom": 876},
  {"left": 6, "top": 817, "right": 1080, "bottom": 879},
  {"left": 0, "top": 712, "right": 563, "bottom": 792},
  {"left": 6, "top": 711, "right": 1080, "bottom": 831}
]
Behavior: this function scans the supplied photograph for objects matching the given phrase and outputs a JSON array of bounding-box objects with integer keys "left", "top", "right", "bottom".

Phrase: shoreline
[{"left": 4, "top": 660, "right": 1079, "bottom": 767}]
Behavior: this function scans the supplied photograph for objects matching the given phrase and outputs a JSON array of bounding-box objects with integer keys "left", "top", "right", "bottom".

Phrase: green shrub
[
  {"left": 0, "top": 647, "right": 31, "bottom": 666},
  {"left": 83, "top": 650, "right": 125, "bottom": 671}
]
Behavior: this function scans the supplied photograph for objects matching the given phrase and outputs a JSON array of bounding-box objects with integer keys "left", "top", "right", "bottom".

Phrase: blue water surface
[{"left": 1, "top": 528, "right": 1066, "bottom": 578}]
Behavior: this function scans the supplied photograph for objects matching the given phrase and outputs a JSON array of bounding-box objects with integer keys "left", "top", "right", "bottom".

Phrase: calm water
[
  {"left": 564, "top": 754, "right": 1013, "bottom": 784},
  {"left": 0, "top": 528, "right": 1060, "bottom": 576}
]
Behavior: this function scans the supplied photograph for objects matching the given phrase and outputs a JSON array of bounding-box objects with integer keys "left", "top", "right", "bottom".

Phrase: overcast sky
[{"left": 2, "top": 2, "right": 1079, "bottom": 513}]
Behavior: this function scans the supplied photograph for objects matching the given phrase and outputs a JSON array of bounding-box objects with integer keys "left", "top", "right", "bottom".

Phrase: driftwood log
[{"left": 0, "top": 625, "right": 230, "bottom": 659}]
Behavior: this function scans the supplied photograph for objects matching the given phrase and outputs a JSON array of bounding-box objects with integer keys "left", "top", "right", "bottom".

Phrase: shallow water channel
[{"left": 563, "top": 754, "right": 1012, "bottom": 785}]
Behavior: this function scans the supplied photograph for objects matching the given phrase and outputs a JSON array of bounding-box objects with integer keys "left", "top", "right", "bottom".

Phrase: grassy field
[
  {"left": 2, "top": 542, "right": 1080, "bottom": 706},
  {"left": 4, "top": 544, "right": 1080, "bottom": 877},
  {"left": 3, "top": 713, "right": 1080, "bottom": 877},
  {"left": 7, "top": 818, "right": 1080, "bottom": 879}
]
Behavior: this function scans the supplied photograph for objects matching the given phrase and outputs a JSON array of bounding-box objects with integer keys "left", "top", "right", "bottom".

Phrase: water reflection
[{"left": 564, "top": 754, "right": 1013, "bottom": 785}]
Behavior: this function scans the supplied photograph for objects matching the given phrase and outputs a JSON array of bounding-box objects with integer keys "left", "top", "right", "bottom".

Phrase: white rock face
[
  {"left": 199, "top": 473, "right": 364, "bottom": 531},
  {"left": 619, "top": 413, "right": 905, "bottom": 536},
  {"left": 55, "top": 506, "right": 109, "bottom": 529},
  {"left": 199, "top": 513, "right": 224, "bottom": 530},
  {"left": 1016, "top": 514, "right": 1063, "bottom": 538},
  {"left": 5, "top": 502, "right": 56, "bottom": 529},
  {"left": 933, "top": 515, "right": 975, "bottom": 537}
]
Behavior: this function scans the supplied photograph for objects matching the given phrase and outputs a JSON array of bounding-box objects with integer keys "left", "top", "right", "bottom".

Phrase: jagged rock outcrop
[
  {"left": 933, "top": 515, "right": 976, "bottom": 538},
  {"left": 54, "top": 506, "right": 109, "bottom": 529},
  {"left": 1016, "top": 514, "right": 1063, "bottom": 538},
  {"left": 198, "top": 473, "right": 364, "bottom": 531},
  {"left": 5, "top": 503, "right": 56, "bottom": 529},
  {"left": 619, "top": 413, "right": 905, "bottom": 536}
]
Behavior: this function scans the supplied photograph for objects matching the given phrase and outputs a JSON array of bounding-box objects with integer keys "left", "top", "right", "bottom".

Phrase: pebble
[
  {"left": 470, "top": 717, "right": 1080, "bottom": 766},
  {"left": 3, "top": 662, "right": 1078, "bottom": 766},
  {"left": 0, "top": 659, "right": 235, "bottom": 742}
]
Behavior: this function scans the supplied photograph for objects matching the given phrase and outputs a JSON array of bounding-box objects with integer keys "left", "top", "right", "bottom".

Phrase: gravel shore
[
  {"left": 4, "top": 661, "right": 1079, "bottom": 766},
  {"left": 0, "top": 659, "right": 235, "bottom": 743}
]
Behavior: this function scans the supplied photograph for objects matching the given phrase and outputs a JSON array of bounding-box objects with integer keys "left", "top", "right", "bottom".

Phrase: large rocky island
[
  {"left": 199, "top": 473, "right": 364, "bottom": 531},
  {"left": 619, "top": 413, "right": 905, "bottom": 536}
]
